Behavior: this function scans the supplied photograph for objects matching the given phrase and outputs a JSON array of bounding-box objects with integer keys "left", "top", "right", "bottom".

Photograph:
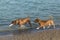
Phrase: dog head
[
  {"left": 11, "top": 20, "right": 17, "bottom": 24},
  {"left": 9, "top": 20, "right": 19, "bottom": 27},
  {"left": 34, "top": 18, "right": 40, "bottom": 23}
]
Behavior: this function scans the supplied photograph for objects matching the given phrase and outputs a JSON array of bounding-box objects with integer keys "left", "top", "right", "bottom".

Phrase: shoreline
[{"left": 0, "top": 28, "right": 60, "bottom": 40}]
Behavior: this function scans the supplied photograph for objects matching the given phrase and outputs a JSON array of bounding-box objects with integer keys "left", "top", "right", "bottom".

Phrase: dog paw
[
  {"left": 43, "top": 27, "right": 45, "bottom": 29},
  {"left": 36, "top": 27, "right": 40, "bottom": 29}
]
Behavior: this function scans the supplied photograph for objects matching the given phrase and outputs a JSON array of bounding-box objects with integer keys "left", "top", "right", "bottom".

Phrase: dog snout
[{"left": 9, "top": 24, "right": 13, "bottom": 27}]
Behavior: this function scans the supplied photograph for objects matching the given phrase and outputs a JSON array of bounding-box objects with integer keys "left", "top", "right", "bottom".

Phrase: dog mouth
[{"left": 9, "top": 24, "right": 13, "bottom": 27}]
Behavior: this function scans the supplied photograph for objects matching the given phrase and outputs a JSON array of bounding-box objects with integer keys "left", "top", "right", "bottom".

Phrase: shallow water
[{"left": 0, "top": 0, "right": 60, "bottom": 31}]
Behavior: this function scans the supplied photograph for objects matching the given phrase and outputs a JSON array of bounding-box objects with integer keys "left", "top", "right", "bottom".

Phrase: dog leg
[
  {"left": 47, "top": 25, "right": 50, "bottom": 28},
  {"left": 19, "top": 25, "right": 21, "bottom": 27},
  {"left": 47, "top": 24, "right": 51, "bottom": 28},
  {"left": 43, "top": 26, "right": 45, "bottom": 29},
  {"left": 28, "top": 21, "right": 32, "bottom": 27},
  {"left": 53, "top": 24, "right": 55, "bottom": 28},
  {"left": 52, "top": 22, "right": 55, "bottom": 28},
  {"left": 36, "top": 27, "right": 40, "bottom": 29},
  {"left": 19, "top": 25, "right": 25, "bottom": 27}
]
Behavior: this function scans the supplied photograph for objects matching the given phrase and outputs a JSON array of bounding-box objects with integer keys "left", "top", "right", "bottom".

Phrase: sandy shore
[{"left": 0, "top": 28, "right": 60, "bottom": 40}]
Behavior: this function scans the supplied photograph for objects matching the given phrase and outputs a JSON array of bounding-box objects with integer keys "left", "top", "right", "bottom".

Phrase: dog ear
[{"left": 11, "top": 20, "right": 16, "bottom": 24}]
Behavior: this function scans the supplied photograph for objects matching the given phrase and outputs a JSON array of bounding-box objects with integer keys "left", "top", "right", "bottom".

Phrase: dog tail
[
  {"left": 49, "top": 15, "right": 54, "bottom": 20},
  {"left": 26, "top": 16, "right": 30, "bottom": 18}
]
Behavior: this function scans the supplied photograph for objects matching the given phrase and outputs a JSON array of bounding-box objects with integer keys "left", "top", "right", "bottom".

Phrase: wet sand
[{"left": 0, "top": 25, "right": 60, "bottom": 40}]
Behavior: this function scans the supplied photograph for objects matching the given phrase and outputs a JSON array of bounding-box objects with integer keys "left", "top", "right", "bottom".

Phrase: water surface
[{"left": 0, "top": 0, "right": 60, "bottom": 31}]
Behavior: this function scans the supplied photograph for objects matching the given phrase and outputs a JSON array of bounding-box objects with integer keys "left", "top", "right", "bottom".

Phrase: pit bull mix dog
[{"left": 9, "top": 17, "right": 32, "bottom": 27}]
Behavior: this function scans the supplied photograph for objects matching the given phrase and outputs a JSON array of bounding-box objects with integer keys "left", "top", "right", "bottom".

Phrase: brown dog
[
  {"left": 9, "top": 17, "right": 32, "bottom": 27},
  {"left": 34, "top": 18, "right": 55, "bottom": 29}
]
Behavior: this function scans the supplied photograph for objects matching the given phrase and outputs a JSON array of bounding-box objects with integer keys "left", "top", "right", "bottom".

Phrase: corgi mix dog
[{"left": 34, "top": 18, "right": 55, "bottom": 29}]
